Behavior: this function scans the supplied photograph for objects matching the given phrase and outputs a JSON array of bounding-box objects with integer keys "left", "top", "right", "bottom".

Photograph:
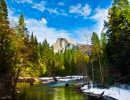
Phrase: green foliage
[
  {"left": 91, "top": 31, "right": 108, "bottom": 86},
  {"left": 101, "top": 31, "right": 107, "bottom": 50},
  {"left": 106, "top": 0, "right": 130, "bottom": 81},
  {"left": 16, "top": 14, "right": 26, "bottom": 37},
  {"left": 0, "top": 0, "right": 8, "bottom": 20},
  {"left": 0, "top": 0, "right": 17, "bottom": 97}
]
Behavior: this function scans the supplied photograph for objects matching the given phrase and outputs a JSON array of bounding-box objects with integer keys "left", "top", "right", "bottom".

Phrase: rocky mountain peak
[
  {"left": 53, "top": 38, "right": 91, "bottom": 54},
  {"left": 53, "top": 38, "right": 77, "bottom": 53}
]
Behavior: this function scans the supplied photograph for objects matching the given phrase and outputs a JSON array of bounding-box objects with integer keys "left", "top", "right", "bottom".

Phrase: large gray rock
[
  {"left": 53, "top": 38, "right": 77, "bottom": 53},
  {"left": 53, "top": 38, "right": 91, "bottom": 54}
]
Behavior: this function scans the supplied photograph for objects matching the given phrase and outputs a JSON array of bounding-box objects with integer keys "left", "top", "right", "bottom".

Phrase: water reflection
[{"left": 16, "top": 82, "right": 88, "bottom": 100}]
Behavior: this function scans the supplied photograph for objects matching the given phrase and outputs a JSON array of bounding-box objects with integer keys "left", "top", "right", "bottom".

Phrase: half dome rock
[{"left": 53, "top": 38, "right": 77, "bottom": 53}]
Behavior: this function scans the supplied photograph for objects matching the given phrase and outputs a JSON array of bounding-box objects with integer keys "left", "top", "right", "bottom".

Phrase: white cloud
[
  {"left": 69, "top": 7, "right": 109, "bottom": 44},
  {"left": 91, "top": 8, "right": 108, "bottom": 21},
  {"left": 70, "top": 4, "right": 81, "bottom": 13},
  {"left": 47, "top": 8, "right": 59, "bottom": 15},
  {"left": 58, "top": 2, "right": 64, "bottom": 6},
  {"left": 90, "top": 7, "right": 109, "bottom": 37},
  {"left": 8, "top": 6, "right": 109, "bottom": 46},
  {"left": 69, "top": 4, "right": 91, "bottom": 18},
  {"left": 32, "top": 1, "right": 46, "bottom": 12},
  {"left": 60, "top": 10, "right": 68, "bottom": 17},
  {"left": 8, "top": 8, "right": 70, "bottom": 46},
  {"left": 7, "top": 8, "right": 97, "bottom": 46},
  {"left": 70, "top": 28, "right": 92, "bottom": 45},
  {"left": 40, "top": 18, "right": 47, "bottom": 25},
  {"left": 8, "top": 8, "right": 19, "bottom": 27},
  {"left": 47, "top": 8, "right": 68, "bottom": 16},
  {"left": 26, "top": 18, "right": 70, "bottom": 46},
  {"left": 13, "top": 0, "right": 33, "bottom": 4},
  {"left": 8, "top": 9, "right": 87, "bottom": 45},
  {"left": 61, "top": 12, "right": 68, "bottom": 17}
]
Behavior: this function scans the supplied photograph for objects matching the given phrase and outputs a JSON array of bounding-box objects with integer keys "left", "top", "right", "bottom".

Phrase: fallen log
[{"left": 86, "top": 92, "right": 118, "bottom": 100}]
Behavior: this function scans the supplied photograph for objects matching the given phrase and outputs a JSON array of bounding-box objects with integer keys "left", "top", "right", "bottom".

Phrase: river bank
[
  {"left": 18, "top": 76, "right": 130, "bottom": 100},
  {"left": 80, "top": 81, "right": 130, "bottom": 100},
  {"left": 18, "top": 77, "right": 40, "bottom": 82},
  {"left": 18, "top": 76, "right": 84, "bottom": 83}
]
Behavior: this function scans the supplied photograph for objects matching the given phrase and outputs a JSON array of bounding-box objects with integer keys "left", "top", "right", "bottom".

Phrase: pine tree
[
  {"left": 91, "top": 32, "right": 105, "bottom": 86},
  {"left": 11, "top": 14, "right": 30, "bottom": 92},
  {"left": 17, "top": 14, "right": 26, "bottom": 37},
  {"left": 106, "top": 0, "right": 130, "bottom": 82},
  {"left": 76, "top": 48, "right": 89, "bottom": 84},
  {"left": 0, "top": 0, "right": 8, "bottom": 20},
  {"left": 0, "top": 0, "right": 16, "bottom": 98}
]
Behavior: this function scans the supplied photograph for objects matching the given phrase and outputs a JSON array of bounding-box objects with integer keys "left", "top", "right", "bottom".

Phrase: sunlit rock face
[
  {"left": 53, "top": 38, "right": 92, "bottom": 54},
  {"left": 53, "top": 38, "right": 78, "bottom": 53}
]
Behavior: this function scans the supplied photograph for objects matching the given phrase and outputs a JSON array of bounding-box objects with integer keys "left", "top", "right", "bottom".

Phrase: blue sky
[{"left": 6, "top": 0, "right": 113, "bottom": 45}]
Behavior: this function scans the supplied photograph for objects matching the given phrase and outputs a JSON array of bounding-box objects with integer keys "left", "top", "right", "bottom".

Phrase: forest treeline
[{"left": 0, "top": 0, "right": 130, "bottom": 98}]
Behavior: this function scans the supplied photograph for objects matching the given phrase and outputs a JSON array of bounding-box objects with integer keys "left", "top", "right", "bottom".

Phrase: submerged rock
[{"left": 65, "top": 83, "right": 69, "bottom": 86}]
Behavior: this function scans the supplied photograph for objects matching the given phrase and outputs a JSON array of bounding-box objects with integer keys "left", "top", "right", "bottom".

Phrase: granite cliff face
[
  {"left": 53, "top": 38, "right": 91, "bottom": 53},
  {"left": 53, "top": 38, "right": 78, "bottom": 53}
]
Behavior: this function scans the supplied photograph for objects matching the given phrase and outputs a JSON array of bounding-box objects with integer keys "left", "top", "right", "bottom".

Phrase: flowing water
[{"left": 15, "top": 80, "right": 88, "bottom": 100}]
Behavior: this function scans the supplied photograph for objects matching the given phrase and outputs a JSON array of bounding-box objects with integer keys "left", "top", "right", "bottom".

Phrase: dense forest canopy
[{"left": 0, "top": 0, "right": 130, "bottom": 98}]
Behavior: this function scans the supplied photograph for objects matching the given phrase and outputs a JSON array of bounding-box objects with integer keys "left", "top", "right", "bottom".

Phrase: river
[{"left": 15, "top": 80, "right": 88, "bottom": 100}]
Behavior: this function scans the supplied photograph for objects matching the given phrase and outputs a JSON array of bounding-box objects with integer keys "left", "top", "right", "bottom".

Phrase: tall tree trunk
[
  {"left": 90, "top": 59, "right": 94, "bottom": 86},
  {"left": 82, "top": 67, "right": 84, "bottom": 84},
  {"left": 12, "top": 57, "right": 23, "bottom": 97},
  {"left": 85, "top": 65, "right": 90, "bottom": 89},
  {"left": 98, "top": 53, "right": 104, "bottom": 87},
  {"left": 11, "top": 65, "right": 22, "bottom": 99},
  {"left": 124, "top": 53, "right": 130, "bottom": 75}
]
